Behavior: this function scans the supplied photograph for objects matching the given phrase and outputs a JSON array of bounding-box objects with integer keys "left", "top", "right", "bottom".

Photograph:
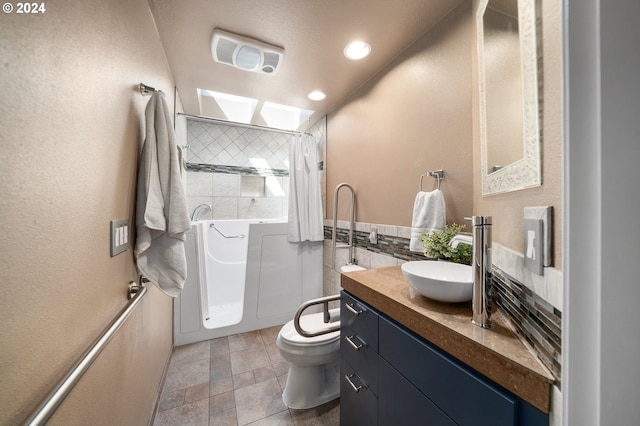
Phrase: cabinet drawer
[
  {"left": 340, "top": 358, "right": 378, "bottom": 426},
  {"left": 379, "top": 317, "right": 517, "bottom": 426},
  {"left": 341, "top": 326, "right": 378, "bottom": 396},
  {"left": 341, "top": 291, "right": 378, "bottom": 351},
  {"left": 379, "top": 358, "right": 456, "bottom": 426}
]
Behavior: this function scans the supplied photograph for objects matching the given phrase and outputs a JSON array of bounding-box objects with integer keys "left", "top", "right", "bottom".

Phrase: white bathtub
[{"left": 174, "top": 218, "right": 323, "bottom": 345}]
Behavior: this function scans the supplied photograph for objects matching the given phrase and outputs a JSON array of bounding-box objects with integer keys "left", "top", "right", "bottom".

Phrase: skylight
[
  {"left": 260, "top": 101, "right": 314, "bottom": 131},
  {"left": 197, "top": 89, "right": 314, "bottom": 131},
  {"left": 198, "top": 89, "right": 258, "bottom": 123}
]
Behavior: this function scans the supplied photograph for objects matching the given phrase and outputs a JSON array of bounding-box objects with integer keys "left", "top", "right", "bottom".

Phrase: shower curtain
[{"left": 288, "top": 133, "right": 324, "bottom": 242}]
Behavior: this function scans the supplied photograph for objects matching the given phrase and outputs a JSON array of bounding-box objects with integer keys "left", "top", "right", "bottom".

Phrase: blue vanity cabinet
[
  {"left": 340, "top": 291, "right": 379, "bottom": 426},
  {"left": 340, "top": 290, "right": 549, "bottom": 426}
]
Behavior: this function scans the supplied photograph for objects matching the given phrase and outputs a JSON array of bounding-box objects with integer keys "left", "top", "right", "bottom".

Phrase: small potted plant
[{"left": 421, "top": 223, "right": 472, "bottom": 265}]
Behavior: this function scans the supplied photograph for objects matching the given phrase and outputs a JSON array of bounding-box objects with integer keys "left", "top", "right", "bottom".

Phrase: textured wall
[
  {"left": 327, "top": 0, "right": 562, "bottom": 269},
  {"left": 327, "top": 2, "right": 474, "bottom": 228},
  {"left": 0, "top": 1, "right": 177, "bottom": 424},
  {"left": 473, "top": 0, "right": 563, "bottom": 268}
]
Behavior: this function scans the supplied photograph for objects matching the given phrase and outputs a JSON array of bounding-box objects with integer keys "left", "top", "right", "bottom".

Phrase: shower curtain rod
[{"left": 177, "top": 112, "right": 313, "bottom": 137}]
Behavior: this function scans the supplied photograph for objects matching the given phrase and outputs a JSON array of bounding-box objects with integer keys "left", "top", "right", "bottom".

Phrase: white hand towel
[
  {"left": 135, "top": 93, "right": 191, "bottom": 297},
  {"left": 409, "top": 189, "right": 446, "bottom": 252}
]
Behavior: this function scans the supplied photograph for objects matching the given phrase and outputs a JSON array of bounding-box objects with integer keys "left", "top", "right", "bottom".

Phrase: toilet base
[{"left": 282, "top": 358, "right": 340, "bottom": 409}]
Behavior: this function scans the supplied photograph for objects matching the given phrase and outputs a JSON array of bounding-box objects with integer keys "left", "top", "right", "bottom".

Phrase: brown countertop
[{"left": 341, "top": 266, "right": 554, "bottom": 413}]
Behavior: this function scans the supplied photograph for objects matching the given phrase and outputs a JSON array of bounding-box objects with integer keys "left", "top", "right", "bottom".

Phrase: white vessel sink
[{"left": 401, "top": 261, "right": 473, "bottom": 303}]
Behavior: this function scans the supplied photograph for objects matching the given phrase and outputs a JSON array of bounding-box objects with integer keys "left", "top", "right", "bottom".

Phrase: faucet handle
[{"left": 465, "top": 216, "right": 492, "bottom": 226}]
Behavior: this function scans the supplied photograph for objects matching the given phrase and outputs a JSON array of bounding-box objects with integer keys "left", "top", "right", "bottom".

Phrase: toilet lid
[{"left": 280, "top": 312, "right": 340, "bottom": 345}]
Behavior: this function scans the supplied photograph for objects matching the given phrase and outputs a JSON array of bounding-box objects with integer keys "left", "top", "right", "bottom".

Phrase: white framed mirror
[{"left": 478, "top": 0, "right": 540, "bottom": 196}]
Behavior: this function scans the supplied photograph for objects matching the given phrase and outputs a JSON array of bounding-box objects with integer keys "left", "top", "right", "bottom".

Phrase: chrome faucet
[
  {"left": 191, "top": 204, "right": 212, "bottom": 221},
  {"left": 470, "top": 216, "right": 492, "bottom": 328}
]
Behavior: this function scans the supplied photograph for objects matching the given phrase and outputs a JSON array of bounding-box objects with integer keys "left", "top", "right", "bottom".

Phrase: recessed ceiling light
[
  {"left": 344, "top": 41, "right": 371, "bottom": 60},
  {"left": 307, "top": 91, "right": 326, "bottom": 101}
]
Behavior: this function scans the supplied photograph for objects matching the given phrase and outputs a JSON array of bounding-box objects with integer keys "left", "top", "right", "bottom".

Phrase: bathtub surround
[
  {"left": 185, "top": 117, "right": 327, "bottom": 222},
  {"left": 174, "top": 221, "right": 323, "bottom": 345},
  {"left": 135, "top": 93, "right": 191, "bottom": 297}
]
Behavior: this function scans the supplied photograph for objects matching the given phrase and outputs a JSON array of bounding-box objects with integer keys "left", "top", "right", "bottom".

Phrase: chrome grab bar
[
  {"left": 331, "top": 183, "right": 356, "bottom": 270},
  {"left": 293, "top": 294, "right": 341, "bottom": 338},
  {"left": 22, "top": 279, "right": 149, "bottom": 426},
  {"left": 209, "top": 223, "right": 245, "bottom": 239}
]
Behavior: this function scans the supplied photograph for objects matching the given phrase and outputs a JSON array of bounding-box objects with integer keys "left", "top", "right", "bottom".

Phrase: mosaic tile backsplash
[{"left": 327, "top": 222, "right": 562, "bottom": 387}]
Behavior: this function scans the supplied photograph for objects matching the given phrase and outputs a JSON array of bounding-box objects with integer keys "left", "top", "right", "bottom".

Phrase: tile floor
[{"left": 153, "top": 326, "right": 340, "bottom": 426}]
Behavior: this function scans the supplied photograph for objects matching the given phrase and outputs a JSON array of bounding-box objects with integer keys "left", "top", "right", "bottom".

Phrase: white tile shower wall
[
  {"left": 186, "top": 170, "right": 288, "bottom": 220},
  {"left": 187, "top": 120, "right": 290, "bottom": 169},
  {"left": 185, "top": 117, "right": 327, "bottom": 221}
]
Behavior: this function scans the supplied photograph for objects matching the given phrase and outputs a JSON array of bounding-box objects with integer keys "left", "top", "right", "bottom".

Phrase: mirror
[{"left": 478, "top": 0, "right": 540, "bottom": 196}]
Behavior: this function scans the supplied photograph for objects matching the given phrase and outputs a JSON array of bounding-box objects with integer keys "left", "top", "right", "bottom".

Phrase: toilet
[
  {"left": 277, "top": 264, "right": 366, "bottom": 409},
  {"left": 276, "top": 308, "right": 341, "bottom": 409}
]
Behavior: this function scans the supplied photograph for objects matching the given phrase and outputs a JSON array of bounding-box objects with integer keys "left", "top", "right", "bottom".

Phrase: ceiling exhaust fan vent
[{"left": 211, "top": 29, "right": 284, "bottom": 75}]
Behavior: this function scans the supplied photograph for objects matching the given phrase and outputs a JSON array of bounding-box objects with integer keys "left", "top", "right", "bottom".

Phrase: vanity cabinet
[
  {"left": 340, "top": 291, "right": 379, "bottom": 426},
  {"left": 340, "top": 290, "right": 549, "bottom": 426}
]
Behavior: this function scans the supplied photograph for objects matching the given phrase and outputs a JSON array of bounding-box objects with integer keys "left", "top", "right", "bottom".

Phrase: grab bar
[
  {"left": 22, "top": 279, "right": 148, "bottom": 426},
  {"left": 293, "top": 294, "right": 341, "bottom": 338},
  {"left": 331, "top": 183, "right": 356, "bottom": 271},
  {"left": 209, "top": 223, "right": 245, "bottom": 239}
]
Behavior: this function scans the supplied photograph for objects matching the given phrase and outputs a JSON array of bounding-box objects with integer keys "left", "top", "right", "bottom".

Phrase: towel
[
  {"left": 409, "top": 189, "right": 446, "bottom": 252},
  {"left": 135, "top": 93, "right": 191, "bottom": 297},
  {"left": 288, "top": 134, "right": 324, "bottom": 242}
]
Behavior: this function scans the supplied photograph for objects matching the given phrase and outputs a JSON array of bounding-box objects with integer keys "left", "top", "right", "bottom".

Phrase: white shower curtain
[{"left": 288, "top": 133, "right": 324, "bottom": 242}]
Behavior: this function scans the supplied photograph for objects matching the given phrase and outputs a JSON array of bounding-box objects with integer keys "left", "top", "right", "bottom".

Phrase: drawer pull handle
[
  {"left": 345, "top": 303, "right": 363, "bottom": 316},
  {"left": 345, "top": 374, "right": 363, "bottom": 393},
  {"left": 345, "top": 335, "right": 363, "bottom": 351}
]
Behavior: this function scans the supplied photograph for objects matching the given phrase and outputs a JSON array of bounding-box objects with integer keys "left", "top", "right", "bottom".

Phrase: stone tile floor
[{"left": 153, "top": 326, "right": 340, "bottom": 426}]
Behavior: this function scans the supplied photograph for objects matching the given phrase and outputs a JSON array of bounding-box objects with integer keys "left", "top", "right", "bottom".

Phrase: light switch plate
[
  {"left": 524, "top": 206, "right": 553, "bottom": 266},
  {"left": 110, "top": 219, "right": 129, "bottom": 257},
  {"left": 524, "top": 219, "right": 544, "bottom": 275}
]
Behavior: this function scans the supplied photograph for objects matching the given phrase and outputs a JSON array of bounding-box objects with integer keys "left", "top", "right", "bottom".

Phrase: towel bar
[
  {"left": 139, "top": 82, "right": 164, "bottom": 96},
  {"left": 419, "top": 169, "right": 444, "bottom": 191}
]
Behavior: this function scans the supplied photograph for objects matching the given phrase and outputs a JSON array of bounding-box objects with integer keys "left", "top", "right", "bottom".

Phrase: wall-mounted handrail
[
  {"left": 331, "top": 183, "right": 356, "bottom": 271},
  {"left": 293, "top": 294, "right": 341, "bottom": 338},
  {"left": 22, "top": 280, "right": 148, "bottom": 426}
]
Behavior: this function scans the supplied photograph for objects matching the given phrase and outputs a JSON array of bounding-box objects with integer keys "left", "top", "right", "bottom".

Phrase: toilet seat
[{"left": 279, "top": 311, "right": 340, "bottom": 346}]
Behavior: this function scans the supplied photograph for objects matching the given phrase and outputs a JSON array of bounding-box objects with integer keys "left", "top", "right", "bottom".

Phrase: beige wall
[
  {"left": 0, "top": 1, "right": 177, "bottom": 424},
  {"left": 327, "top": 0, "right": 562, "bottom": 269},
  {"left": 327, "top": 2, "right": 474, "bottom": 227},
  {"left": 473, "top": 0, "right": 563, "bottom": 268}
]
